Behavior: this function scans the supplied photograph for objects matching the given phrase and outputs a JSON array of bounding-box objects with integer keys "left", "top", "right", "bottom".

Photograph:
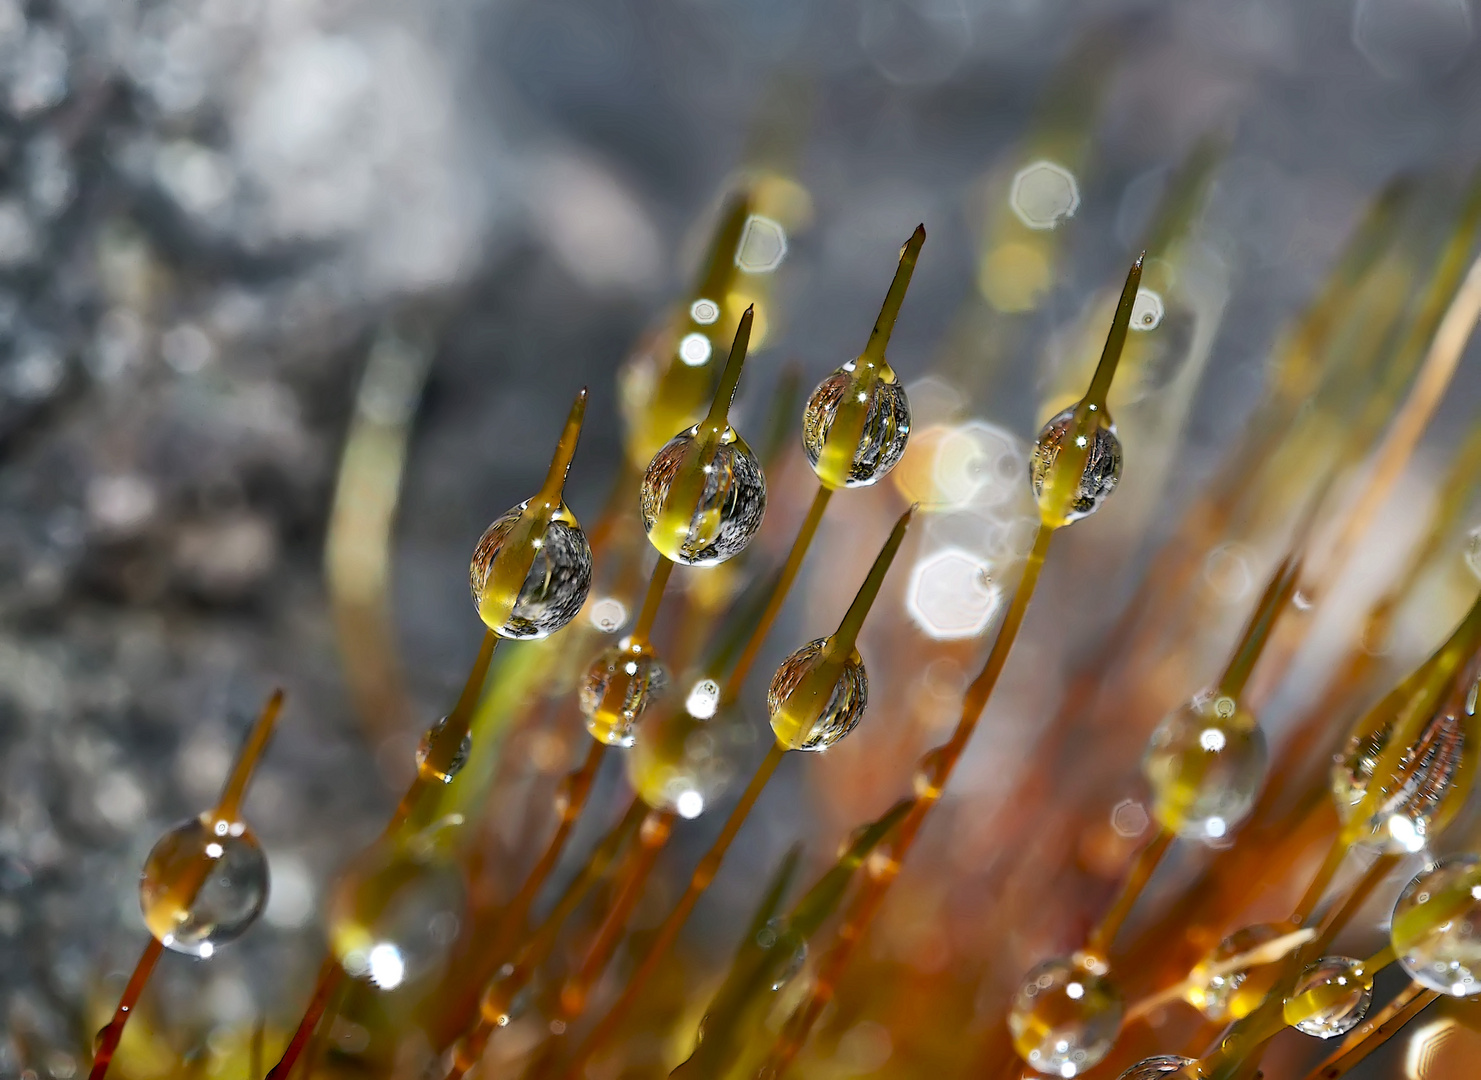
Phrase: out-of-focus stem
[
  {"left": 1303, "top": 982, "right": 1437, "bottom": 1080},
  {"left": 1123, "top": 928, "right": 1315, "bottom": 1023},
  {"left": 631, "top": 557, "right": 675, "bottom": 646},
  {"left": 1086, "top": 828, "right": 1172, "bottom": 959},
  {"left": 557, "top": 744, "right": 788, "bottom": 1080},
  {"left": 760, "top": 522, "right": 1056, "bottom": 1078},
  {"left": 88, "top": 938, "right": 163, "bottom": 1080}
]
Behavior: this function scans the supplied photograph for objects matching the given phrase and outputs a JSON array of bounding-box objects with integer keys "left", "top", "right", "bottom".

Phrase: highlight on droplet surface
[
  {"left": 1130, "top": 288, "right": 1164, "bottom": 331},
  {"left": 1010, "top": 160, "right": 1081, "bottom": 231},
  {"left": 906, "top": 547, "right": 1002, "bottom": 640},
  {"left": 735, "top": 215, "right": 787, "bottom": 273}
]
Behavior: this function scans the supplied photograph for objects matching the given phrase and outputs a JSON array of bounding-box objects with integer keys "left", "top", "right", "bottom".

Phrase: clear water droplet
[
  {"left": 416, "top": 717, "right": 472, "bottom": 784},
  {"left": 802, "top": 366, "right": 911, "bottom": 488},
  {"left": 1142, "top": 695, "right": 1267, "bottom": 841},
  {"left": 1008, "top": 956, "right": 1122, "bottom": 1076},
  {"left": 1185, "top": 923, "right": 1286, "bottom": 1021},
  {"left": 579, "top": 639, "right": 670, "bottom": 747},
  {"left": 1284, "top": 956, "right": 1372, "bottom": 1038},
  {"left": 139, "top": 813, "right": 269, "bottom": 957},
  {"left": 640, "top": 427, "right": 767, "bottom": 566},
  {"left": 1114, "top": 1057, "right": 1200, "bottom": 1080},
  {"left": 1030, "top": 406, "right": 1123, "bottom": 525},
  {"left": 1391, "top": 855, "right": 1481, "bottom": 996},
  {"left": 767, "top": 638, "right": 868, "bottom": 751},
  {"left": 328, "top": 844, "right": 464, "bottom": 991},
  {"left": 471, "top": 504, "right": 592, "bottom": 639}
]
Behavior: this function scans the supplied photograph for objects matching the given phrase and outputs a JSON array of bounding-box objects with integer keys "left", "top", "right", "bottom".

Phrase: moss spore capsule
[
  {"left": 579, "top": 639, "right": 671, "bottom": 748},
  {"left": 139, "top": 813, "right": 269, "bottom": 957},
  {"left": 1390, "top": 855, "right": 1481, "bottom": 996},
  {"left": 1008, "top": 955, "right": 1123, "bottom": 1077},
  {"left": 471, "top": 390, "right": 593, "bottom": 638}
]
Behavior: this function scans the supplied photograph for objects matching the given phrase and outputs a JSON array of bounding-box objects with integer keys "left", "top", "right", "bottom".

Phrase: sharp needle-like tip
[{"left": 1134, "top": 250, "right": 1146, "bottom": 268}]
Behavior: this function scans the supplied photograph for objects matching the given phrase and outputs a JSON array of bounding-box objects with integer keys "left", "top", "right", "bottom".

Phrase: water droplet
[
  {"left": 415, "top": 717, "right": 472, "bottom": 785},
  {"left": 579, "top": 639, "right": 670, "bottom": 747},
  {"left": 912, "top": 745, "right": 951, "bottom": 801},
  {"left": 1030, "top": 407, "right": 1123, "bottom": 525},
  {"left": 1142, "top": 694, "right": 1267, "bottom": 841},
  {"left": 139, "top": 813, "right": 269, "bottom": 957},
  {"left": 763, "top": 919, "right": 807, "bottom": 990},
  {"left": 1130, "top": 288, "right": 1164, "bottom": 331},
  {"left": 1185, "top": 923, "right": 1287, "bottom": 1022},
  {"left": 1114, "top": 1057, "right": 1200, "bottom": 1080},
  {"left": 640, "top": 426, "right": 767, "bottom": 566},
  {"left": 1010, "top": 161, "right": 1081, "bottom": 231},
  {"left": 1284, "top": 956, "right": 1372, "bottom": 1038},
  {"left": 802, "top": 365, "right": 911, "bottom": 488},
  {"left": 628, "top": 696, "right": 749, "bottom": 816},
  {"left": 328, "top": 843, "right": 464, "bottom": 991},
  {"left": 1391, "top": 855, "right": 1481, "bottom": 996},
  {"left": 471, "top": 503, "right": 592, "bottom": 640},
  {"left": 1008, "top": 956, "right": 1122, "bottom": 1077},
  {"left": 768, "top": 638, "right": 869, "bottom": 752}
]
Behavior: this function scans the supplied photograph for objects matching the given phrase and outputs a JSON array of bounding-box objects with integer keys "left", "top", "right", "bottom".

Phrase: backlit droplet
[
  {"left": 470, "top": 503, "right": 593, "bottom": 639},
  {"left": 759, "top": 918, "right": 808, "bottom": 990},
  {"left": 768, "top": 638, "right": 868, "bottom": 751},
  {"left": 1143, "top": 694, "right": 1268, "bottom": 841},
  {"left": 1332, "top": 691, "right": 1470, "bottom": 854},
  {"left": 1008, "top": 955, "right": 1122, "bottom": 1077},
  {"left": 1284, "top": 956, "right": 1373, "bottom": 1038},
  {"left": 415, "top": 716, "right": 471, "bottom": 785},
  {"left": 640, "top": 426, "right": 767, "bottom": 566},
  {"left": 1465, "top": 525, "right": 1481, "bottom": 580},
  {"left": 1030, "top": 406, "right": 1123, "bottom": 524},
  {"left": 913, "top": 745, "right": 952, "bottom": 802},
  {"left": 579, "top": 639, "right": 670, "bottom": 748},
  {"left": 1390, "top": 855, "right": 1481, "bottom": 996},
  {"left": 628, "top": 695, "right": 750, "bottom": 817},
  {"left": 1131, "top": 288, "right": 1164, "bottom": 331},
  {"left": 1114, "top": 1057, "right": 1201, "bottom": 1080},
  {"left": 1010, "top": 161, "right": 1081, "bottom": 231},
  {"left": 802, "top": 366, "right": 911, "bottom": 488},
  {"left": 139, "top": 812, "right": 269, "bottom": 957},
  {"left": 328, "top": 843, "right": 464, "bottom": 991},
  {"left": 1185, "top": 923, "right": 1286, "bottom": 1021}
]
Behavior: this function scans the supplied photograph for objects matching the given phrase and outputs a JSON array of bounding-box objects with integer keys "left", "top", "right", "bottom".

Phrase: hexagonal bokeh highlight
[
  {"left": 1010, "top": 160, "right": 1080, "bottom": 230},
  {"left": 735, "top": 214, "right": 787, "bottom": 273},
  {"left": 907, "top": 547, "right": 1002, "bottom": 640}
]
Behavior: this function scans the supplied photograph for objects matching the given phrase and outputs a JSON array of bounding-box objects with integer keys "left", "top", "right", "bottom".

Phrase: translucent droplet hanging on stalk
[
  {"left": 139, "top": 813, "right": 269, "bottom": 957},
  {"left": 1030, "top": 255, "right": 1142, "bottom": 528},
  {"left": 471, "top": 390, "right": 593, "bottom": 638},
  {"left": 1390, "top": 855, "right": 1481, "bottom": 996},
  {"left": 1184, "top": 923, "right": 1287, "bottom": 1021},
  {"left": 327, "top": 840, "right": 464, "bottom": 991},
  {"left": 627, "top": 688, "right": 750, "bottom": 818},
  {"left": 1008, "top": 955, "right": 1123, "bottom": 1077},
  {"left": 802, "top": 226, "right": 923, "bottom": 489},
  {"left": 416, "top": 716, "right": 471, "bottom": 784},
  {"left": 1331, "top": 592, "right": 1481, "bottom": 854},
  {"left": 1114, "top": 1057, "right": 1202, "bottom": 1080},
  {"left": 1283, "top": 956, "right": 1373, "bottom": 1038},
  {"left": 640, "top": 307, "right": 767, "bottom": 566},
  {"left": 1142, "top": 693, "right": 1268, "bottom": 841},
  {"left": 768, "top": 508, "right": 913, "bottom": 751},
  {"left": 579, "top": 639, "right": 671, "bottom": 748}
]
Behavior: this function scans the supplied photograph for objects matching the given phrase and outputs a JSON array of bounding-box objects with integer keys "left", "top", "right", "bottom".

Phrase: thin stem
[
  {"left": 631, "top": 557, "right": 675, "bottom": 646},
  {"left": 705, "top": 307, "right": 754, "bottom": 428},
  {"left": 445, "top": 798, "right": 646, "bottom": 1080},
  {"left": 558, "top": 743, "right": 788, "bottom": 1080},
  {"left": 265, "top": 958, "right": 341, "bottom": 1080},
  {"left": 1216, "top": 555, "right": 1302, "bottom": 701},
  {"left": 558, "top": 810, "right": 676, "bottom": 1020},
  {"left": 1312, "top": 854, "right": 1399, "bottom": 957},
  {"left": 861, "top": 224, "right": 926, "bottom": 362},
  {"left": 1085, "top": 253, "right": 1144, "bottom": 409},
  {"left": 538, "top": 389, "right": 589, "bottom": 503},
  {"left": 216, "top": 689, "right": 285, "bottom": 821},
  {"left": 1304, "top": 982, "right": 1437, "bottom": 1080},
  {"left": 88, "top": 938, "right": 163, "bottom": 1080},
  {"left": 1086, "top": 828, "right": 1172, "bottom": 959},
  {"left": 723, "top": 484, "right": 833, "bottom": 701},
  {"left": 761, "top": 522, "right": 1056, "bottom": 1078},
  {"left": 1292, "top": 838, "right": 1349, "bottom": 927}
]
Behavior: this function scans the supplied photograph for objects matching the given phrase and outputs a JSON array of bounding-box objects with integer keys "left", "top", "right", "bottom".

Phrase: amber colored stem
[
  {"left": 88, "top": 937, "right": 164, "bottom": 1080},
  {"left": 724, "top": 484, "right": 833, "bottom": 701},
  {"left": 559, "top": 809, "right": 676, "bottom": 1020},
  {"left": 1086, "top": 827, "right": 1172, "bottom": 959},
  {"left": 1304, "top": 982, "right": 1437, "bottom": 1080},
  {"left": 631, "top": 557, "right": 675, "bottom": 646},
  {"left": 274, "top": 631, "right": 498, "bottom": 1080},
  {"left": 443, "top": 798, "right": 648, "bottom": 1080},
  {"left": 486, "top": 740, "right": 609, "bottom": 960},
  {"left": 557, "top": 743, "right": 788, "bottom": 1080},
  {"left": 761, "top": 523, "right": 1055, "bottom": 1078},
  {"left": 1292, "top": 838, "right": 1349, "bottom": 927},
  {"left": 216, "top": 689, "right": 285, "bottom": 821},
  {"left": 266, "top": 958, "right": 342, "bottom": 1080},
  {"left": 1313, "top": 854, "right": 1398, "bottom": 957}
]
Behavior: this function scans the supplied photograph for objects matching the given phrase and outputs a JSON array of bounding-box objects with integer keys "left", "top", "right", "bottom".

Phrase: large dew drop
[{"left": 139, "top": 812, "right": 269, "bottom": 957}]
